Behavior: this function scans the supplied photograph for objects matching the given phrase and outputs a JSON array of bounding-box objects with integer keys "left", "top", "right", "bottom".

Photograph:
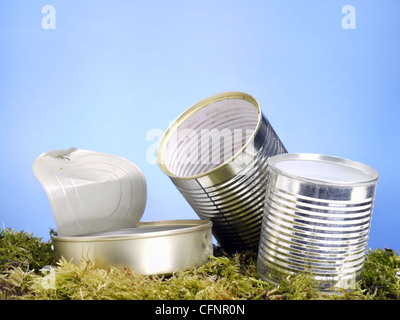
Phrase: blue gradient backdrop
[{"left": 1, "top": 1, "right": 399, "bottom": 250}]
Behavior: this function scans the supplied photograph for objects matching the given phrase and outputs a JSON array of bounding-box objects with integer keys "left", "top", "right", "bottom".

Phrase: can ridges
[
  {"left": 265, "top": 251, "right": 368, "bottom": 268},
  {"left": 264, "top": 204, "right": 372, "bottom": 230},
  {"left": 267, "top": 200, "right": 373, "bottom": 223},
  {"left": 259, "top": 241, "right": 367, "bottom": 268},
  {"left": 260, "top": 255, "right": 367, "bottom": 274},
  {"left": 176, "top": 142, "right": 270, "bottom": 195},
  {"left": 257, "top": 153, "right": 378, "bottom": 291},
  {"left": 266, "top": 210, "right": 373, "bottom": 231},
  {"left": 264, "top": 213, "right": 373, "bottom": 237},
  {"left": 185, "top": 182, "right": 267, "bottom": 212},
  {"left": 158, "top": 92, "right": 287, "bottom": 252},
  {"left": 260, "top": 231, "right": 368, "bottom": 257},
  {"left": 271, "top": 187, "right": 374, "bottom": 208},
  {"left": 258, "top": 255, "right": 365, "bottom": 277},
  {"left": 262, "top": 220, "right": 370, "bottom": 245}
]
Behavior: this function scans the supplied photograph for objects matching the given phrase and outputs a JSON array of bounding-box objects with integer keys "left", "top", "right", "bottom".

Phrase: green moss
[
  {"left": 361, "top": 248, "right": 400, "bottom": 299},
  {"left": 0, "top": 228, "right": 54, "bottom": 273},
  {"left": 0, "top": 228, "right": 399, "bottom": 300}
]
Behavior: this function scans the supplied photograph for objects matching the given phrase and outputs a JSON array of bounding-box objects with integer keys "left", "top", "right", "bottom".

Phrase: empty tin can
[
  {"left": 257, "top": 153, "right": 379, "bottom": 291},
  {"left": 157, "top": 92, "right": 287, "bottom": 252},
  {"left": 51, "top": 220, "right": 213, "bottom": 275}
]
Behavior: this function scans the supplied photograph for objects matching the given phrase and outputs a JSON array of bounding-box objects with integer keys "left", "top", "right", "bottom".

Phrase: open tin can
[
  {"left": 257, "top": 153, "right": 379, "bottom": 291},
  {"left": 157, "top": 92, "right": 287, "bottom": 253},
  {"left": 52, "top": 219, "right": 213, "bottom": 275}
]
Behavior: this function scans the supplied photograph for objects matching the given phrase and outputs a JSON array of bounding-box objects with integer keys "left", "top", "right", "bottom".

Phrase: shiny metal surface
[
  {"left": 257, "top": 153, "right": 379, "bottom": 291},
  {"left": 33, "top": 148, "right": 147, "bottom": 237},
  {"left": 157, "top": 92, "right": 287, "bottom": 253},
  {"left": 52, "top": 220, "right": 213, "bottom": 275}
]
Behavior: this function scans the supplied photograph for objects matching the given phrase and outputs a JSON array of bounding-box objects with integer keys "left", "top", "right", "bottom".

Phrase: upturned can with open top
[{"left": 157, "top": 92, "right": 287, "bottom": 253}]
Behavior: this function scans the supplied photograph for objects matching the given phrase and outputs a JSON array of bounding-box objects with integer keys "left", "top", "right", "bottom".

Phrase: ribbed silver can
[
  {"left": 257, "top": 153, "right": 379, "bottom": 291},
  {"left": 157, "top": 92, "right": 287, "bottom": 253}
]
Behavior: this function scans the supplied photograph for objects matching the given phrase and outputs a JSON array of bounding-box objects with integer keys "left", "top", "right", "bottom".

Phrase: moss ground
[{"left": 1, "top": 227, "right": 399, "bottom": 300}]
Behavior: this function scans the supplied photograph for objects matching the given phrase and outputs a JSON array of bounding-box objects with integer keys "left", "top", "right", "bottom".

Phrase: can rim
[
  {"left": 51, "top": 219, "right": 212, "bottom": 242},
  {"left": 156, "top": 91, "right": 262, "bottom": 180},
  {"left": 267, "top": 153, "right": 379, "bottom": 186}
]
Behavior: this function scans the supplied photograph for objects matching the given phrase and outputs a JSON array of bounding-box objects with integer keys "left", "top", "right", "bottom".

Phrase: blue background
[{"left": 1, "top": 1, "right": 399, "bottom": 251}]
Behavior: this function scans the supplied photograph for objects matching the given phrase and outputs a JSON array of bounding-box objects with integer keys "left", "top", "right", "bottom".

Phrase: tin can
[
  {"left": 257, "top": 153, "right": 379, "bottom": 291},
  {"left": 51, "top": 220, "right": 213, "bottom": 275},
  {"left": 157, "top": 92, "right": 287, "bottom": 252}
]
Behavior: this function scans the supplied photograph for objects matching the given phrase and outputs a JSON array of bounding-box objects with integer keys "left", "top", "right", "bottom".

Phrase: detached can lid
[{"left": 33, "top": 148, "right": 147, "bottom": 237}]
